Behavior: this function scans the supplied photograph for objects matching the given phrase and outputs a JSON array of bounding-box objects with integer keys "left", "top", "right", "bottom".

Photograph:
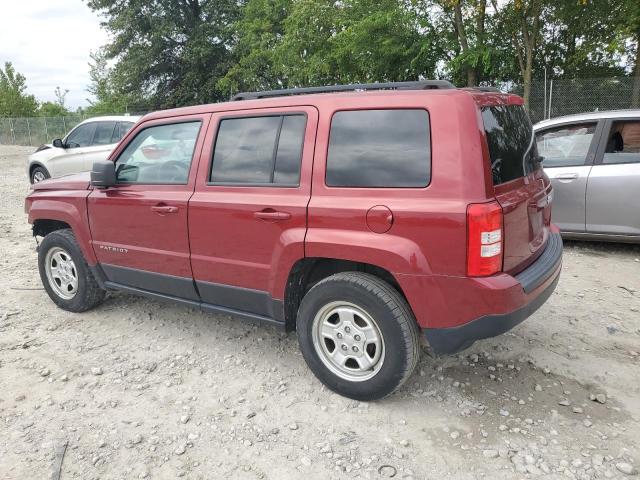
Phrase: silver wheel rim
[
  {"left": 311, "top": 301, "right": 385, "bottom": 382},
  {"left": 33, "top": 170, "right": 46, "bottom": 183},
  {"left": 44, "top": 247, "right": 78, "bottom": 300}
]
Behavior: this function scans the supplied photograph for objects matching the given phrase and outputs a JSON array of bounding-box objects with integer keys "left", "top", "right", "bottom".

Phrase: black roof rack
[
  {"left": 467, "top": 86, "right": 502, "bottom": 93},
  {"left": 231, "top": 80, "right": 456, "bottom": 101}
]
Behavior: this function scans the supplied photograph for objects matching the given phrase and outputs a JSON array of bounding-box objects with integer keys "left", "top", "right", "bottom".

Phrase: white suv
[{"left": 28, "top": 115, "right": 140, "bottom": 183}]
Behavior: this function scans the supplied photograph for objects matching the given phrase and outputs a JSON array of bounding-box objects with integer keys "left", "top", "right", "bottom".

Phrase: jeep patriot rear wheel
[{"left": 297, "top": 272, "right": 420, "bottom": 400}]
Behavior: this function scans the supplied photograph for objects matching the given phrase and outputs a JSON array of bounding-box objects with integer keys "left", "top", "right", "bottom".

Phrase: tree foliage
[
  {"left": 75, "top": 0, "right": 640, "bottom": 111},
  {"left": 86, "top": 0, "right": 240, "bottom": 109},
  {"left": 0, "top": 62, "right": 38, "bottom": 117}
]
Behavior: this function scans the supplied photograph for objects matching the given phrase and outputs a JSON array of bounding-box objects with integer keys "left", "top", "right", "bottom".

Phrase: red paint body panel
[
  {"left": 25, "top": 87, "right": 560, "bottom": 336},
  {"left": 87, "top": 113, "right": 211, "bottom": 278},
  {"left": 189, "top": 106, "right": 318, "bottom": 299},
  {"left": 26, "top": 188, "right": 96, "bottom": 264}
]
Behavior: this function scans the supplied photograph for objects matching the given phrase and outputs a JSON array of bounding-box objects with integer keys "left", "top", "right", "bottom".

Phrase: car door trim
[
  {"left": 99, "top": 264, "right": 286, "bottom": 327},
  {"left": 101, "top": 263, "right": 200, "bottom": 301}
]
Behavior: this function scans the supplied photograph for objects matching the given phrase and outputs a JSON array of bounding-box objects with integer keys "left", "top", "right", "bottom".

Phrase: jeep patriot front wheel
[
  {"left": 297, "top": 272, "right": 420, "bottom": 400},
  {"left": 38, "top": 229, "right": 106, "bottom": 312}
]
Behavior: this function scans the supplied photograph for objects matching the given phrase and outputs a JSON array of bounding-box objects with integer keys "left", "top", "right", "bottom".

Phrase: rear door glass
[
  {"left": 112, "top": 122, "right": 135, "bottom": 144},
  {"left": 92, "top": 121, "right": 117, "bottom": 146},
  {"left": 481, "top": 105, "right": 539, "bottom": 185},
  {"left": 210, "top": 114, "right": 306, "bottom": 185},
  {"left": 603, "top": 120, "right": 640, "bottom": 164}
]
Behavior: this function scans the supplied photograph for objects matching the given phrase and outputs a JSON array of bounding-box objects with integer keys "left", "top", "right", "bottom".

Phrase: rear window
[
  {"left": 326, "top": 109, "right": 431, "bottom": 188},
  {"left": 481, "top": 105, "right": 540, "bottom": 185}
]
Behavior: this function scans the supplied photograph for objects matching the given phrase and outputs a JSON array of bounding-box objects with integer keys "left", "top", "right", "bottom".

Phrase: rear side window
[
  {"left": 210, "top": 114, "right": 306, "bottom": 185},
  {"left": 482, "top": 105, "right": 540, "bottom": 185},
  {"left": 112, "top": 121, "right": 134, "bottom": 144},
  {"left": 603, "top": 120, "right": 640, "bottom": 164},
  {"left": 326, "top": 109, "right": 431, "bottom": 187},
  {"left": 92, "top": 121, "right": 117, "bottom": 146}
]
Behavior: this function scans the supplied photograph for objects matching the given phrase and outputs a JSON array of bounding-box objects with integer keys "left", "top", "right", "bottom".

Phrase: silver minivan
[{"left": 534, "top": 110, "right": 640, "bottom": 242}]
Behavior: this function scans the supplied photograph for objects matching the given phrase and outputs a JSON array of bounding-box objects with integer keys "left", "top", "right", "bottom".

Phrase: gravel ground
[{"left": 1, "top": 145, "right": 639, "bottom": 480}]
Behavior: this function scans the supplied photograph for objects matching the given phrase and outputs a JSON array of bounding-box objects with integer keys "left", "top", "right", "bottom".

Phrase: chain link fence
[
  {"left": 512, "top": 76, "right": 640, "bottom": 124},
  {"left": 0, "top": 113, "right": 140, "bottom": 147},
  {"left": 1, "top": 77, "right": 639, "bottom": 145},
  {"left": 0, "top": 114, "right": 93, "bottom": 147}
]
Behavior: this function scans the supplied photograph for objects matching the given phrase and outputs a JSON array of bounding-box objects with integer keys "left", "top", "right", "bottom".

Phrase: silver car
[{"left": 534, "top": 110, "right": 640, "bottom": 243}]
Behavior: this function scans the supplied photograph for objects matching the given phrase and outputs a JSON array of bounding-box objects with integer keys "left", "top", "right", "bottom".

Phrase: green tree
[
  {"left": 85, "top": 49, "right": 143, "bottom": 114},
  {"left": 54, "top": 86, "right": 70, "bottom": 108},
  {"left": 0, "top": 62, "right": 38, "bottom": 117},
  {"left": 38, "top": 102, "right": 68, "bottom": 117},
  {"left": 219, "top": 0, "right": 292, "bottom": 95},
  {"left": 271, "top": 0, "right": 437, "bottom": 87},
  {"left": 86, "top": 0, "right": 240, "bottom": 109}
]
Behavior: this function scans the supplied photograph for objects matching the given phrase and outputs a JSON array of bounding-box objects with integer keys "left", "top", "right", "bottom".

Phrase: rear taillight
[{"left": 467, "top": 201, "right": 503, "bottom": 277}]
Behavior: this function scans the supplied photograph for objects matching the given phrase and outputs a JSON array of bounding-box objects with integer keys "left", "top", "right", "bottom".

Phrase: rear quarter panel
[{"left": 306, "top": 90, "right": 490, "bottom": 277}]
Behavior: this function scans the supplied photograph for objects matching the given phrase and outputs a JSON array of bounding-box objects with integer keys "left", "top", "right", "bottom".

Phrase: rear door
[
  {"left": 535, "top": 121, "right": 602, "bottom": 232},
  {"left": 189, "top": 106, "right": 317, "bottom": 318},
  {"left": 481, "top": 104, "right": 552, "bottom": 273},
  {"left": 586, "top": 118, "right": 640, "bottom": 236},
  {"left": 82, "top": 121, "right": 118, "bottom": 170},
  {"left": 88, "top": 114, "right": 210, "bottom": 299}
]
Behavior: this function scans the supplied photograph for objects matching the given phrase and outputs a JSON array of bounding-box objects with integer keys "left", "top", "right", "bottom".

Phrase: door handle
[
  {"left": 253, "top": 209, "right": 291, "bottom": 221},
  {"left": 555, "top": 173, "right": 578, "bottom": 182},
  {"left": 151, "top": 205, "right": 178, "bottom": 214}
]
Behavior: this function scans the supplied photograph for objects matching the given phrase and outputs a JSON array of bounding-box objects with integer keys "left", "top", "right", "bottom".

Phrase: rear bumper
[{"left": 422, "top": 232, "right": 563, "bottom": 355}]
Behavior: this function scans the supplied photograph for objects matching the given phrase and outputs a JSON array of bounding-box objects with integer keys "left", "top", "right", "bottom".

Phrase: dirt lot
[{"left": 0, "top": 145, "right": 639, "bottom": 480}]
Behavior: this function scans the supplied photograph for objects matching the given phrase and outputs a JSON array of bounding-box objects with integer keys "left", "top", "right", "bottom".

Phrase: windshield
[{"left": 481, "top": 105, "right": 540, "bottom": 185}]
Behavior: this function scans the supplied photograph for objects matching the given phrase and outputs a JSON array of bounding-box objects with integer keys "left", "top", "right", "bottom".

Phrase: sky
[{"left": 0, "top": 0, "right": 108, "bottom": 110}]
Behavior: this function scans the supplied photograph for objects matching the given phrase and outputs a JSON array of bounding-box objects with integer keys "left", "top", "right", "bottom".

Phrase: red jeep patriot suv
[{"left": 25, "top": 81, "right": 562, "bottom": 400}]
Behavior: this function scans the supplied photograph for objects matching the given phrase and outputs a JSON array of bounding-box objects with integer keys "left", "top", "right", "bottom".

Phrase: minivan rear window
[{"left": 481, "top": 105, "right": 540, "bottom": 185}]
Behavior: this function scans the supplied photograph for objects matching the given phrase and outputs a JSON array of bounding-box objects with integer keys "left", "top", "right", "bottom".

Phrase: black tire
[
  {"left": 38, "top": 229, "right": 106, "bottom": 312},
  {"left": 296, "top": 272, "right": 420, "bottom": 401},
  {"left": 30, "top": 165, "right": 50, "bottom": 184}
]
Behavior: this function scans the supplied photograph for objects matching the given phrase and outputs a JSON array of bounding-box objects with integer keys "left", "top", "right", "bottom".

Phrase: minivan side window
[
  {"left": 326, "top": 109, "right": 431, "bottom": 188},
  {"left": 602, "top": 120, "right": 640, "bottom": 165},
  {"left": 535, "top": 122, "right": 597, "bottom": 168},
  {"left": 114, "top": 121, "right": 201, "bottom": 184},
  {"left": 65, "top": 123, "right": 96, "bottom": 148},
  {"left": 210, "top": 114, "right": 306, "bottom": 185}
]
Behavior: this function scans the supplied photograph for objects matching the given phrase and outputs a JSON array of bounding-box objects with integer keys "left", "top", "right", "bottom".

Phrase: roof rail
[
  {"left": 467, "top": 86, "right": 502, "bottom": 93},
  {"left": 231, "top": 80, "right": 456, "bottom": 101}
]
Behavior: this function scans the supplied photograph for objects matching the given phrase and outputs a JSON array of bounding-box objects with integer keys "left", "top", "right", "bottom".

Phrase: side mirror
[
  {"left": 90, "top": 160, "right": 117, "bottom": 188},
  {"left": 52, "top": 139, "right": 64, "bottom": 148}
]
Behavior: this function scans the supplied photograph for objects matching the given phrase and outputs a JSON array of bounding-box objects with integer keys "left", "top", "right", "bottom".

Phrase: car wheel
[
  {"left": 297, "top": 272, "right": 420, "bottom": 400},
  {"left": 38, "top": 229, "right": 106, "bottom": 312},
  {"left": 30, "top": 166, "right": 50, "bottom": 184}
]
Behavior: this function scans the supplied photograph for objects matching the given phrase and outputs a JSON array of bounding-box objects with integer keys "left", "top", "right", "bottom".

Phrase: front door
[
  {"left": 586, "top": 118, "right": 640, "bottom": 236},
  {"left": 88, "top": 114, "right": 210, "bottom": 300},
  {"left": 49, "top": 122, "right": 96, "bottom": 177},
  {"left": 536, "top": 120, "right": 601, "bottom": 232},
  {"left": 189, "top": 107, "right": 318, "bottom": 319}
]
